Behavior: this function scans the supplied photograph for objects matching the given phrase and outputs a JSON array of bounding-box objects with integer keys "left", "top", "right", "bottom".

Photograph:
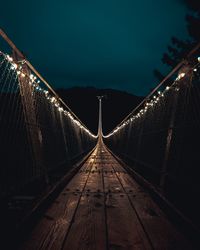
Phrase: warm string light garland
[
  {"left": 4, "top": 52, "right": 97, "bottom": 139},
  {"left": 103, "top": 59, "right": 200, "bottom": 138},
  {"left": 4, "top": 51, "right": 200, "bottom": 139}
]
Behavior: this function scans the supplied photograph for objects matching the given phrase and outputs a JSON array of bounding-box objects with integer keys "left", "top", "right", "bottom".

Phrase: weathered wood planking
[
  {"left": 127, "top": 193, "right": 191, "bottom": 250},
  {"left": 20, "top": 151, "right": 97, "bottom": 250},
  {"left": 19, "top": 144, "right": 194, "bottom": 250},
  {"left": 105, "top": 193, "right": 152, "bottom": 250},
  {"left": 111, "top": 157, "right": 193, "bottom": 249},
  {"left": 20, "top": 193, "right": 80, "bottom": 250},
  {"left": 102, "top": 158, "right": 152, "bottom": 249},
  {"left": 62, "top": 193, "right": 107, "bottom": 250},
  {"left": 104, "top": 171, "right": 123, "bottom": 193},
  {"left": 85, "top": 171, "right": 103, "bottom": 193}
]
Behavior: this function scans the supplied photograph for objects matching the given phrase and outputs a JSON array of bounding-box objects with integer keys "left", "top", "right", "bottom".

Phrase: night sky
[{"left": 1, "top": 0, "right": 189, "bottom": 95}]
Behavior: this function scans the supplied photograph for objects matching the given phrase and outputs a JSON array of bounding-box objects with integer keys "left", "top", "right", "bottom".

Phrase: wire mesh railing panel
[
  {"left": 104, "top": 49, "right": 200, "bottom": 226},
  {"left": 0, "top": 51, "right": 97, "bottom": 198}
]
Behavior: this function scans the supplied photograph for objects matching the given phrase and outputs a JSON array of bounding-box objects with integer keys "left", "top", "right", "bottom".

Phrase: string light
[
  {"left": 105, "top": 56, "right": 200, "bottom": 138},
  {"left": 3, "top": 52, "right": 98, "bottom": 138},
  {"left": 30, "top": 74, "right": 34, "bottom": 79},
  {"left": 104, "top": 71, "right": 191, "bottom": 138},
  {"left": 6, "top": 54, "right": 13, "bottom": 62},
  {"left": 11, "top": 63, "right": 18, "bottom": 70},
  {"left": 51, "top": 97, "right": 56, "bottom": 103},
  {"left": 176, "top": 72, "right": 185, "bottom": 80},
  {"left": 12, "top": 50, "right": 200, "bottom": 140}
]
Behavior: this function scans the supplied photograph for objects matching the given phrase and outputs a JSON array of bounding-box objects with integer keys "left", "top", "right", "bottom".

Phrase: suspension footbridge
[{"left": 0, "top": 29, "right": 200, "bottom": 249}]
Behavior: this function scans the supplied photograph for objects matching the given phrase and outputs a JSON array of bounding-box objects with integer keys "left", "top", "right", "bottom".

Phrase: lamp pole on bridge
[{"left": 97, "top": 96, "right": 104, "bottom": 143}]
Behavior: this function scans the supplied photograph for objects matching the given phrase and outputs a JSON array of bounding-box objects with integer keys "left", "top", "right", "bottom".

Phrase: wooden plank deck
[{"left": 20, "top": 143, "right": 194, "bottom": 250}]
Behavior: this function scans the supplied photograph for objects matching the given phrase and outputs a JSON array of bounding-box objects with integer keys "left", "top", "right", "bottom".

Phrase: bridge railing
[
  {"left": 103, "top": 45, "right": 200, "bottom": 227},
  {"left": 0, "top": 30, "right": 97, "bottom": 198}
]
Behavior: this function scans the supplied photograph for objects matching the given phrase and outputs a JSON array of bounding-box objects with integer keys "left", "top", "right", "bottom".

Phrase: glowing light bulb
[
  {"left": 6, "top": 55, "right": 13, "bottom": 62},
  {"left": 11, "top": 63, "right": 18, "bottom": 70},
  {"left": 51, "top": 97, "right": 56, "bottom": 103},
  {"left": 179, "top": 72, "right": 185, "bottom": 79}
]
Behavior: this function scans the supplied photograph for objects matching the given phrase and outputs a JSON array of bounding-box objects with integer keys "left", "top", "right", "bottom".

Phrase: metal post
[{"left": 97, "top": 96, "right": 104, "bottom": 143}]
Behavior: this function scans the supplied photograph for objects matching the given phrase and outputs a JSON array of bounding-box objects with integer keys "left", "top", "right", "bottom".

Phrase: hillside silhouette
[{"left": 56, "top": 87, "right": 143, "bottom": 135}]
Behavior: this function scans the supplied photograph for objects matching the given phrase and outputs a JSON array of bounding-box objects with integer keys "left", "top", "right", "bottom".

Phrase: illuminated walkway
[{"left": 20, "top": 142, "right": 192, "bottom": 250}]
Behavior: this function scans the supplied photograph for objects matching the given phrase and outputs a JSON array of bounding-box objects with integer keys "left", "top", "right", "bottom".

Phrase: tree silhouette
[{"left": 154, "top": 0, "right": 200, "bottom": 80}]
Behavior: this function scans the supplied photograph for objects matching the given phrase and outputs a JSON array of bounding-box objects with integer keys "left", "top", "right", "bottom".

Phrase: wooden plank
[
  {"left": 128, "top": 191, "right": 192, "bottom": 250},
  {"left": 62, "top": 148, "right": 106, "bottom": 249},
  {"left": 114, "top": 171, "right": 142, "bottom": 193},
  {"left": 106, "top": 193, "right": 152, "bottom": 250},
  {"left": 62, "top": 193, "right": 107, "bottom": 250},
  {"left": 90, "top": 162, "right": 102, "bottom": 171},
  {"left": 102, "top": 162, "right": 114, "bottom": 172},
  {"left": 81, "top": 157, "right": 96, "bottom": 171},
  {"left": 114, "top": 167, "right": 193, "bottom": 249},
  {"left": 20, "top": 152, "right": 94, "bottom": 250},
  {"left": 67, "top": 155, "right": 95, "bottom": 192},
  {"left": 84, "top": 172, "right": 103, "bottom": 193},
  {"left": 103, "top": 156, "right": 152, "bottom": 249},
  {"left": 104, "top": 171, "right": 123, "bottom": 193},
  {"left": 21, "top": 193, "right": 80, "bottom": 250},
  {"left": 67, "top": 172, "right": 90, "bottom": 192}
]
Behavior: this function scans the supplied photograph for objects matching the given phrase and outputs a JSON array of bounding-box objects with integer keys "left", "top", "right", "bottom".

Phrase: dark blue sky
[{"left": 1, "top": 0, "right": 189, "bottom": 95}]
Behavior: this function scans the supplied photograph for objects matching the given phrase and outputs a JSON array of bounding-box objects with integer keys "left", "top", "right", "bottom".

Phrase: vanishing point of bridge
[{"left": 0, "top": 29, "right": 200, "bottom": 249}]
